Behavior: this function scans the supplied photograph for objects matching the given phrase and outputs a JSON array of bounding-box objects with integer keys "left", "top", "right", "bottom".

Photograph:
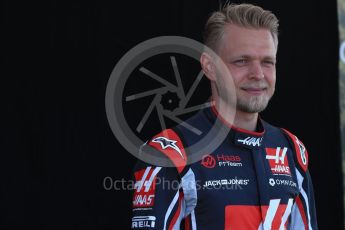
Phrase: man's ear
[{"left": 200, "top": 52, "right": 216, "bottom": 81}]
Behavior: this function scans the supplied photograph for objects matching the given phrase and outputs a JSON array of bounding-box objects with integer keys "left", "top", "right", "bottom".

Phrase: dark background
[{"left": 3, "top": 0, "right": 343, "bottom": 229}]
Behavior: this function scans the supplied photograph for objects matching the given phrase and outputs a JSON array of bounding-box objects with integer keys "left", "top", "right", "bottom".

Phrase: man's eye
[
  {"left": 263, "top": 60, "right": 275, "bottom": 66},
  {"left": 234, "top": 59, "right": 247, "bottom": 65}
]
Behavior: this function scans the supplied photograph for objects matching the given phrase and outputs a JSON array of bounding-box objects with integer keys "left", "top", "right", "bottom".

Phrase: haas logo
[
  {"left": 237, "top": 137, "right": 262, "bottom": 147},
  {"left": 201, "top": 155, "right": 216, "bottom": 168},
  {"left": 265, "top": 147, "right": 291, "bottom": 176},
  {"left": 133, "top": 167, "right": 162, "bottom": 207}
]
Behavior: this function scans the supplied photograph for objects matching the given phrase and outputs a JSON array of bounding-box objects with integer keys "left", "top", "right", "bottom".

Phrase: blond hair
[{"left": 203, "top": 3, "right": 279, "bottom": 52}]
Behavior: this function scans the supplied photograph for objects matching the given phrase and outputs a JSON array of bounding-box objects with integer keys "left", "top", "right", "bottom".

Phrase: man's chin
[
  {"left": 236, "top": 100, "right": 269, "bottom": 113},
  {"left": 236, "top": 97, "right": 270, "bottom": 113}
]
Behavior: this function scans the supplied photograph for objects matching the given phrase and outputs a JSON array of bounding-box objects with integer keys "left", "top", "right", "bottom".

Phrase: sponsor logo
[
  {"left": 268, "top": 178, "right": 297, "bottom": 188},
  {"left": 203, "top": 178, "right": 249, "bottom": 188},
  {"left": 237, "top": 137, "right": 263, "bottom": 147},
  {"left": 201, "top": 155, "right": 216, "bottom": 168},
  {"left": 296, "top": 139, "right": 307, "bottom": 165},
  {"left": 217, "top": 154, "right": 242, "bottom": 167},
  {"left": 269, "top": 178, "right": 275, "bottom": 186},
  {"left": 133, "top": 167, "right": 161, "bottom": 208},
  {"left": 133, "top": 194, "right": 155, "bottom": 208},
  {"left": 132, "top": 216, "right": 156, "bottom": 228},
  {"left": 265, "top": 147, "right": 291, "bottom": 176},
  {"left": 201, "top": 154, "right": 242, "bottom": 168},
  {"left": 151, "top": 136, "right": 184, "bottom": 159}
]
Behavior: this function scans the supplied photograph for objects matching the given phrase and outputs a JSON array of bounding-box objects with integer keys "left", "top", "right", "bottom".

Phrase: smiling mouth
[{"left": 241, "top": 87, "right": 267, "bottom": 95}]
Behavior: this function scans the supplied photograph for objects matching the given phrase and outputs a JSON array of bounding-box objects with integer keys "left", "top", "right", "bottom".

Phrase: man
[{"left": 131, "top": 3, "right": 317, "bottom": 229}]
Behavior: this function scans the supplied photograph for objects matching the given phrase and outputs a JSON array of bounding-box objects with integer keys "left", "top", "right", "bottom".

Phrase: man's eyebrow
[
  {"left": 262, "top": 56, "right": 276, "bottom": 61},
  {"left": 228, "top": 55, "right": 250, "bottom": 59},
  {"left": 230, "top": 55, "right": 276, "bottom": 60},
  {"left": 263, "top": 55, "right": 276, "bottom": 59}
]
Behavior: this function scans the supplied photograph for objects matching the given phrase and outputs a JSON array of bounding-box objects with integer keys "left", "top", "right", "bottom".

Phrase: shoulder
[
  {"left": 280, "top": 128, "right": 309, "bottom": 172},
  {"left": 261, "top": 120, "right": 309, "bottom": 172},
  {"left": 142, "top": 128, "right": 188, "bottom": 174},
  {"left": 138, "top": 110, "right": 208, "bottom": 175}
]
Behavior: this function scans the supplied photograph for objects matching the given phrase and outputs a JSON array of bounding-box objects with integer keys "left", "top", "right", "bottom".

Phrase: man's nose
[{"left": 249, "top": 61, "right": 264, "bottom": 79}]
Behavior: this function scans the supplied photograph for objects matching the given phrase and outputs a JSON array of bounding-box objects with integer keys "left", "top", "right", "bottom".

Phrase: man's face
[{"left": 216, "top": 24, "right": 277, "bottom": 113}]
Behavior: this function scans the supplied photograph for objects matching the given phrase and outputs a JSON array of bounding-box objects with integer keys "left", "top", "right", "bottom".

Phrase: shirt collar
[{"left": 205, "top": 105, "right": 265, "bottom": 149}]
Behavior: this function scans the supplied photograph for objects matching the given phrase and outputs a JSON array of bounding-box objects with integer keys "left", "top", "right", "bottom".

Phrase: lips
[{"left": 241, "top": 87, "right": 267, "bottom": 95}]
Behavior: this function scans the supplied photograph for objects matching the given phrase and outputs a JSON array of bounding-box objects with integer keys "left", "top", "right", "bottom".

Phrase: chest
[{"left": 191, "top": 145, "right": 300, "bottom": 209}]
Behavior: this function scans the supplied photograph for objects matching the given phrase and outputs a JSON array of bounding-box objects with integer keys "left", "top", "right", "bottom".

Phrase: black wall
[{"left": 3, "top": 0, "right": 343, "bottom": 229}]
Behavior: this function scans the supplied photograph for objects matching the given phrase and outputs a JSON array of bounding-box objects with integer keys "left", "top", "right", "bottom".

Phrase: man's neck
[
  {"left": 233, "top": 110, "right": 259, "bottom": 132},
  {"left": 215, "top": 99, "right": 259, "bottom": 132}
]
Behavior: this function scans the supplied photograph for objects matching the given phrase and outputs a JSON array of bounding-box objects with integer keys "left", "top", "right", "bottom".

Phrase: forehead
[{"left": 219, "top": 24, "right": 277, "bottom": 57}]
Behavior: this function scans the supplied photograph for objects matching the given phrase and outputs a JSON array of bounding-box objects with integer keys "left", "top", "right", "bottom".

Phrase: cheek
[
  {"left": 264, "top": 70, "right": 276, "bottom": 86},
  {"left": 216, "top": 66, "right": 235, "bottom": 85},
  {"left": 226, "top": 68, "right": 247, "bottom": 86}
]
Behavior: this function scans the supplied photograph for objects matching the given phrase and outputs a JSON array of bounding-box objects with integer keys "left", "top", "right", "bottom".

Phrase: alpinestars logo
[
  {"left": 151, "top": 137, "right": 184, "bottom": 159},
  {"left": 237, "top": 137, "right": 262, "bottom": 147},
  {"left": 133, "top": 167, "right": 161, "bottom": 208},
  {"left": 265, "top": 147, "right": 291, "bottom": 176}
]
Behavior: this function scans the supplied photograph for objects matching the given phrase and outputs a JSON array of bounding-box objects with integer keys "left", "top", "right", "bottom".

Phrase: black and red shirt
[{"left": 131, "top": 107, "right": 317, "bottom": 229}]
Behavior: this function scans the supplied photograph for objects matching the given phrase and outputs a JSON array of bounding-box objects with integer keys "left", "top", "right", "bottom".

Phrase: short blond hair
[{"left": 203, "top": 3, "right": 279, "bottom": 52}]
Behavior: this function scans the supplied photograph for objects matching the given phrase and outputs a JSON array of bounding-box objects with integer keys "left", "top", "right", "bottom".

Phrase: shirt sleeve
[
  {"left": 281, "top": 128, "right": 318, "bottom": 230},
  {"left": 290, "top": 168, "right": 318, "bottom": 230},
  {"left": 130, "top": 129, "right": 197, "bottom": 230},
  {"left": 131, "top": 159, "right": 186, "bottom": 229}
]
